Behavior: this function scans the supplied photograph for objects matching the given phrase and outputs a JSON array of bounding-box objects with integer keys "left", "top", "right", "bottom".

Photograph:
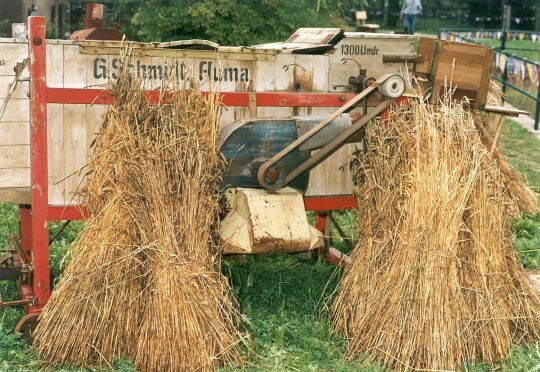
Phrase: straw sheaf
[
  {"left": 331, "top": 93, "right": 540, "bottom": 371},
  {"left": 477, "top": 80, "right": 538, "bottom": 214},
  {"left": 33, "top": 47, "right": 245, "bottom": 370}
]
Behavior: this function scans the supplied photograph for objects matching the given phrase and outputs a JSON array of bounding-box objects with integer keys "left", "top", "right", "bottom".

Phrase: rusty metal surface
[
  {"left": 14, "top": 312, "right": 39, "bottom": 342},
  {"left": 84, "top": 3, "right": 104, "bottom": 29},
  {"left": 69, "top": 28, "right": 123, "bottom": 41},
  {"left": 69, "top": 3, "right": 123, "bottom": 41}
]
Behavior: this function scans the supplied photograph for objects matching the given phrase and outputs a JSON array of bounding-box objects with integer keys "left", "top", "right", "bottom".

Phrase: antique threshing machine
[{"left": 0, "top": 10, "right": 514, "bottom": 333}]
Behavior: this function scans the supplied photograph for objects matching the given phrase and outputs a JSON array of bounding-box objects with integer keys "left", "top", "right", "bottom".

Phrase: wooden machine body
[
  {"left": 0, "top": 19, "right": 496, "bottom": 313},
  {"left": 0, "top": 29, "right": 416, "bottom": 206}
]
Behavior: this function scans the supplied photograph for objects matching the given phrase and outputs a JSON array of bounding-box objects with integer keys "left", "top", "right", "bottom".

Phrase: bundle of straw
[
  {"left": 475, "top": 81, "right": 538, "bottom": 214},
  {"left": 331, "top": 93, "right": 540, "bottom": 370},
  {"left": 33, "top": 50, "right": 244, "bottom": 370}
]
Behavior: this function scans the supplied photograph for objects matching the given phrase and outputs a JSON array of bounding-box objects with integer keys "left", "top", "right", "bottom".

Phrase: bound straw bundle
[
  {"left": 475, "top": 81, "right": 538, "bottom": 214},
  {"left": 331, "top": 93, "right": 540, "bottom": 370},
  {"left": 33, "top": 50, "right": 244, "bottom": 370}
]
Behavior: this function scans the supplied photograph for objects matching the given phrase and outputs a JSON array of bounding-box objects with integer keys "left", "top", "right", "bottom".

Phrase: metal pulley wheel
[{"left": 378, "top": 75, "right": 406, "bottom": 98}]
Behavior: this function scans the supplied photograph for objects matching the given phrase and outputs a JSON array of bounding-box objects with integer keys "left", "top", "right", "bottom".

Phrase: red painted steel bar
[
  {"left": 48, "top": 205, "right": 88, "bottom": 221},
  {"left": 304, "top": 196, "right": 357, "bottom": 211},
  {"left": 19, "top": 207, "right": 33, "bottom": 264},
  {"left": 46, "top": 87, "right": 357, "bottom": 107},
  {"left": 28, "top": 16, "right": 50, "bottom": 310}
]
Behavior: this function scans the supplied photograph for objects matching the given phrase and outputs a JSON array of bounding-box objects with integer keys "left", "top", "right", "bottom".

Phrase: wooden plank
[
  {"left": 211, "top": 58, "right": 240, "bottom": 92},
  {"left": 158, "top": 39, "right": 219, "bottom": 49},
  {"left": 0, "top": 187, "right": 31, "bottom": 204},
  {"left": 46, "top": 43, "right": 65, "bottom": 204},
  {"left": 48, "top": 104, "right": 65, "bottom": 205},
  {"left": 233, "top": 59, "right": 254, "bottom": 120},
  {"left": 274, "top": 54, "right": 295, "bottom": 118},
  {"left": 292, "top": 54, "right": 314, "bottom": 93},
  {"left": 63, "top": 44, "right": 87, "bottom": 88},
  {"left": 0, "top": 168, "right": 30, "bottom": 188},
  {"left": 326, "top": 146, "right": 352, "bottom": 195},
  {"left": 0, "top": 42, "right": 27, "bottom": 75},
  {"left": 308, "top": 56, "right": 353, "bottom": 197},
  {"left": 0, "top": 98, "right": 29, "bottom": 122},
  {"left": 305, "top": 149, "right": 327, "bottom": 196},
  {"left": 46, "top": 43, "right": 64, "bottom": 88},
  {"left": 0, "top": 122, "right": 29, "bottom": 145},
  {"left": 86, "top": 104, "right": 106, "bottom": 156},
  {"left": 79, "top": 45, "right": 277, "bottom": 62},
  {"left": 0, "top": 145, "right": 29, "bottom": 169},
  {"left": 256, "top": 60, "right": 276, "bottom": 118},
  {"left": 0, "top": 76, "right": 28, "bottom": 99},
  {"left": 383, "top": 54, "right": 423, "bottom": 63},
  {"left": 304, "top": 55, "right": 351, "bottom": 196},
  {"left": 415, "top": 37, "right": 435, "bottom": 76},
  {"left": 63, "top": 104, "right": 87, "bottom": 204},
  {"left": 296, "top": 55, "right": 326, "bottom": 196},
  {"left": 483, "top": 104, "right": 529, "bottom": 117},
  {"left": 214, "top": 51, "right": 238, "bottom": 126},
  {"left": 86, "top": 53, "right": 109, "bottom": 88}
]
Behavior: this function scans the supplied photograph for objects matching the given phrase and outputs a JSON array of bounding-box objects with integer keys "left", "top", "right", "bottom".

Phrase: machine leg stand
[
  {"left": 314, "top": 212, "right": 332, "bottom": 260},
  {"left": 314, "top": 211, "right": 351, "bottom": 267}
]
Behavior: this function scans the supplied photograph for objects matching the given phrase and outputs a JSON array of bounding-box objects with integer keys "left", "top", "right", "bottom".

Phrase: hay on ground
[{"left": 331, "top": 92, "right": 540, "bottom": 371}]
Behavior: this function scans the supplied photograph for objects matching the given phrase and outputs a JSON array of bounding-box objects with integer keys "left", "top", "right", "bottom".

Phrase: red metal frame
[
  {"left": 28, "top": 17, "right": 49, "bottom": 312},
  {"left": 19, "top": 16, "right": 404, "bottom": 313},
  {"left": 46, "top": 87, "right": 358, "bottom": 107}
]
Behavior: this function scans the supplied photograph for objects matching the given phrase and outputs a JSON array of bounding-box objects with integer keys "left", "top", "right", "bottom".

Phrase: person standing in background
[{"left": 400, "top": 0, "right": 423, "bottom": 35}]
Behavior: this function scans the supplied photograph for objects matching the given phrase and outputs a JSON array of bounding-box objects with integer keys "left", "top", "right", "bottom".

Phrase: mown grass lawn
[{"left": 1, "top": 118, "right": 540, "bottom": 371}]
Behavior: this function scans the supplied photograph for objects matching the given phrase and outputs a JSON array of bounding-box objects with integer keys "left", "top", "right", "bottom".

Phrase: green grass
[
  {"left": 505, "top": 89, "right": 537, "bottom": 121},
  {"left": 473, "top": 38, "right": 539, "bottom": 116},
  {"left": 500, "top": 119, "right": 540, "bottom": 269},
  {"left": 1, "top": 118, "right": 540, "bottom": 370},
  {"left": 474, "top": 39, "right": 540, "bottom": 62}
]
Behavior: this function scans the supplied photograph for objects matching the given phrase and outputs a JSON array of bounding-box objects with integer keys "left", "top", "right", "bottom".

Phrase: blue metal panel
[{"left": 220, "top": 119, "right": 310, "bottom": 192}]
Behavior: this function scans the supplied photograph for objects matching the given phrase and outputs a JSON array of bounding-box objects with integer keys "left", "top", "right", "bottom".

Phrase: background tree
[
  {"left": 117, "top": 0, "right": 361, "bottom": 45},
  {"left": 114, "top": 0, "right": 539, "bottom": 44}
]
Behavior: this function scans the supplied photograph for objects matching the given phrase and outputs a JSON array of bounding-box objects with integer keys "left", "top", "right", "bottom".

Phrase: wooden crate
[{"left": 416, "top": 38, "right": 493, "bottom": 107}]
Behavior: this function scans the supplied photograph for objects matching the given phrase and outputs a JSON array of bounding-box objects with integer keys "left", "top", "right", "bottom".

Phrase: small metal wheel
[
  {"left": 15, "top": 312, "right": 39, "bottom": 343},
  {"left": 378, "top": 75, "right": 406, "bottom": 98},
  {"left": 260, "top": 165, "right": 286, "bottom": 191}
]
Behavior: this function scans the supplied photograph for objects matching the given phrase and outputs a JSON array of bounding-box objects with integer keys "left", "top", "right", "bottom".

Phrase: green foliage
[
  {"left": 0, "top": 204, "right": 18, "bottom": 246},
  {"left": 117, "top": 0, "right": 352, "bottom": 44},
  {"left": 0, "top": 308, "right": 37, "bottom": 372}
]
